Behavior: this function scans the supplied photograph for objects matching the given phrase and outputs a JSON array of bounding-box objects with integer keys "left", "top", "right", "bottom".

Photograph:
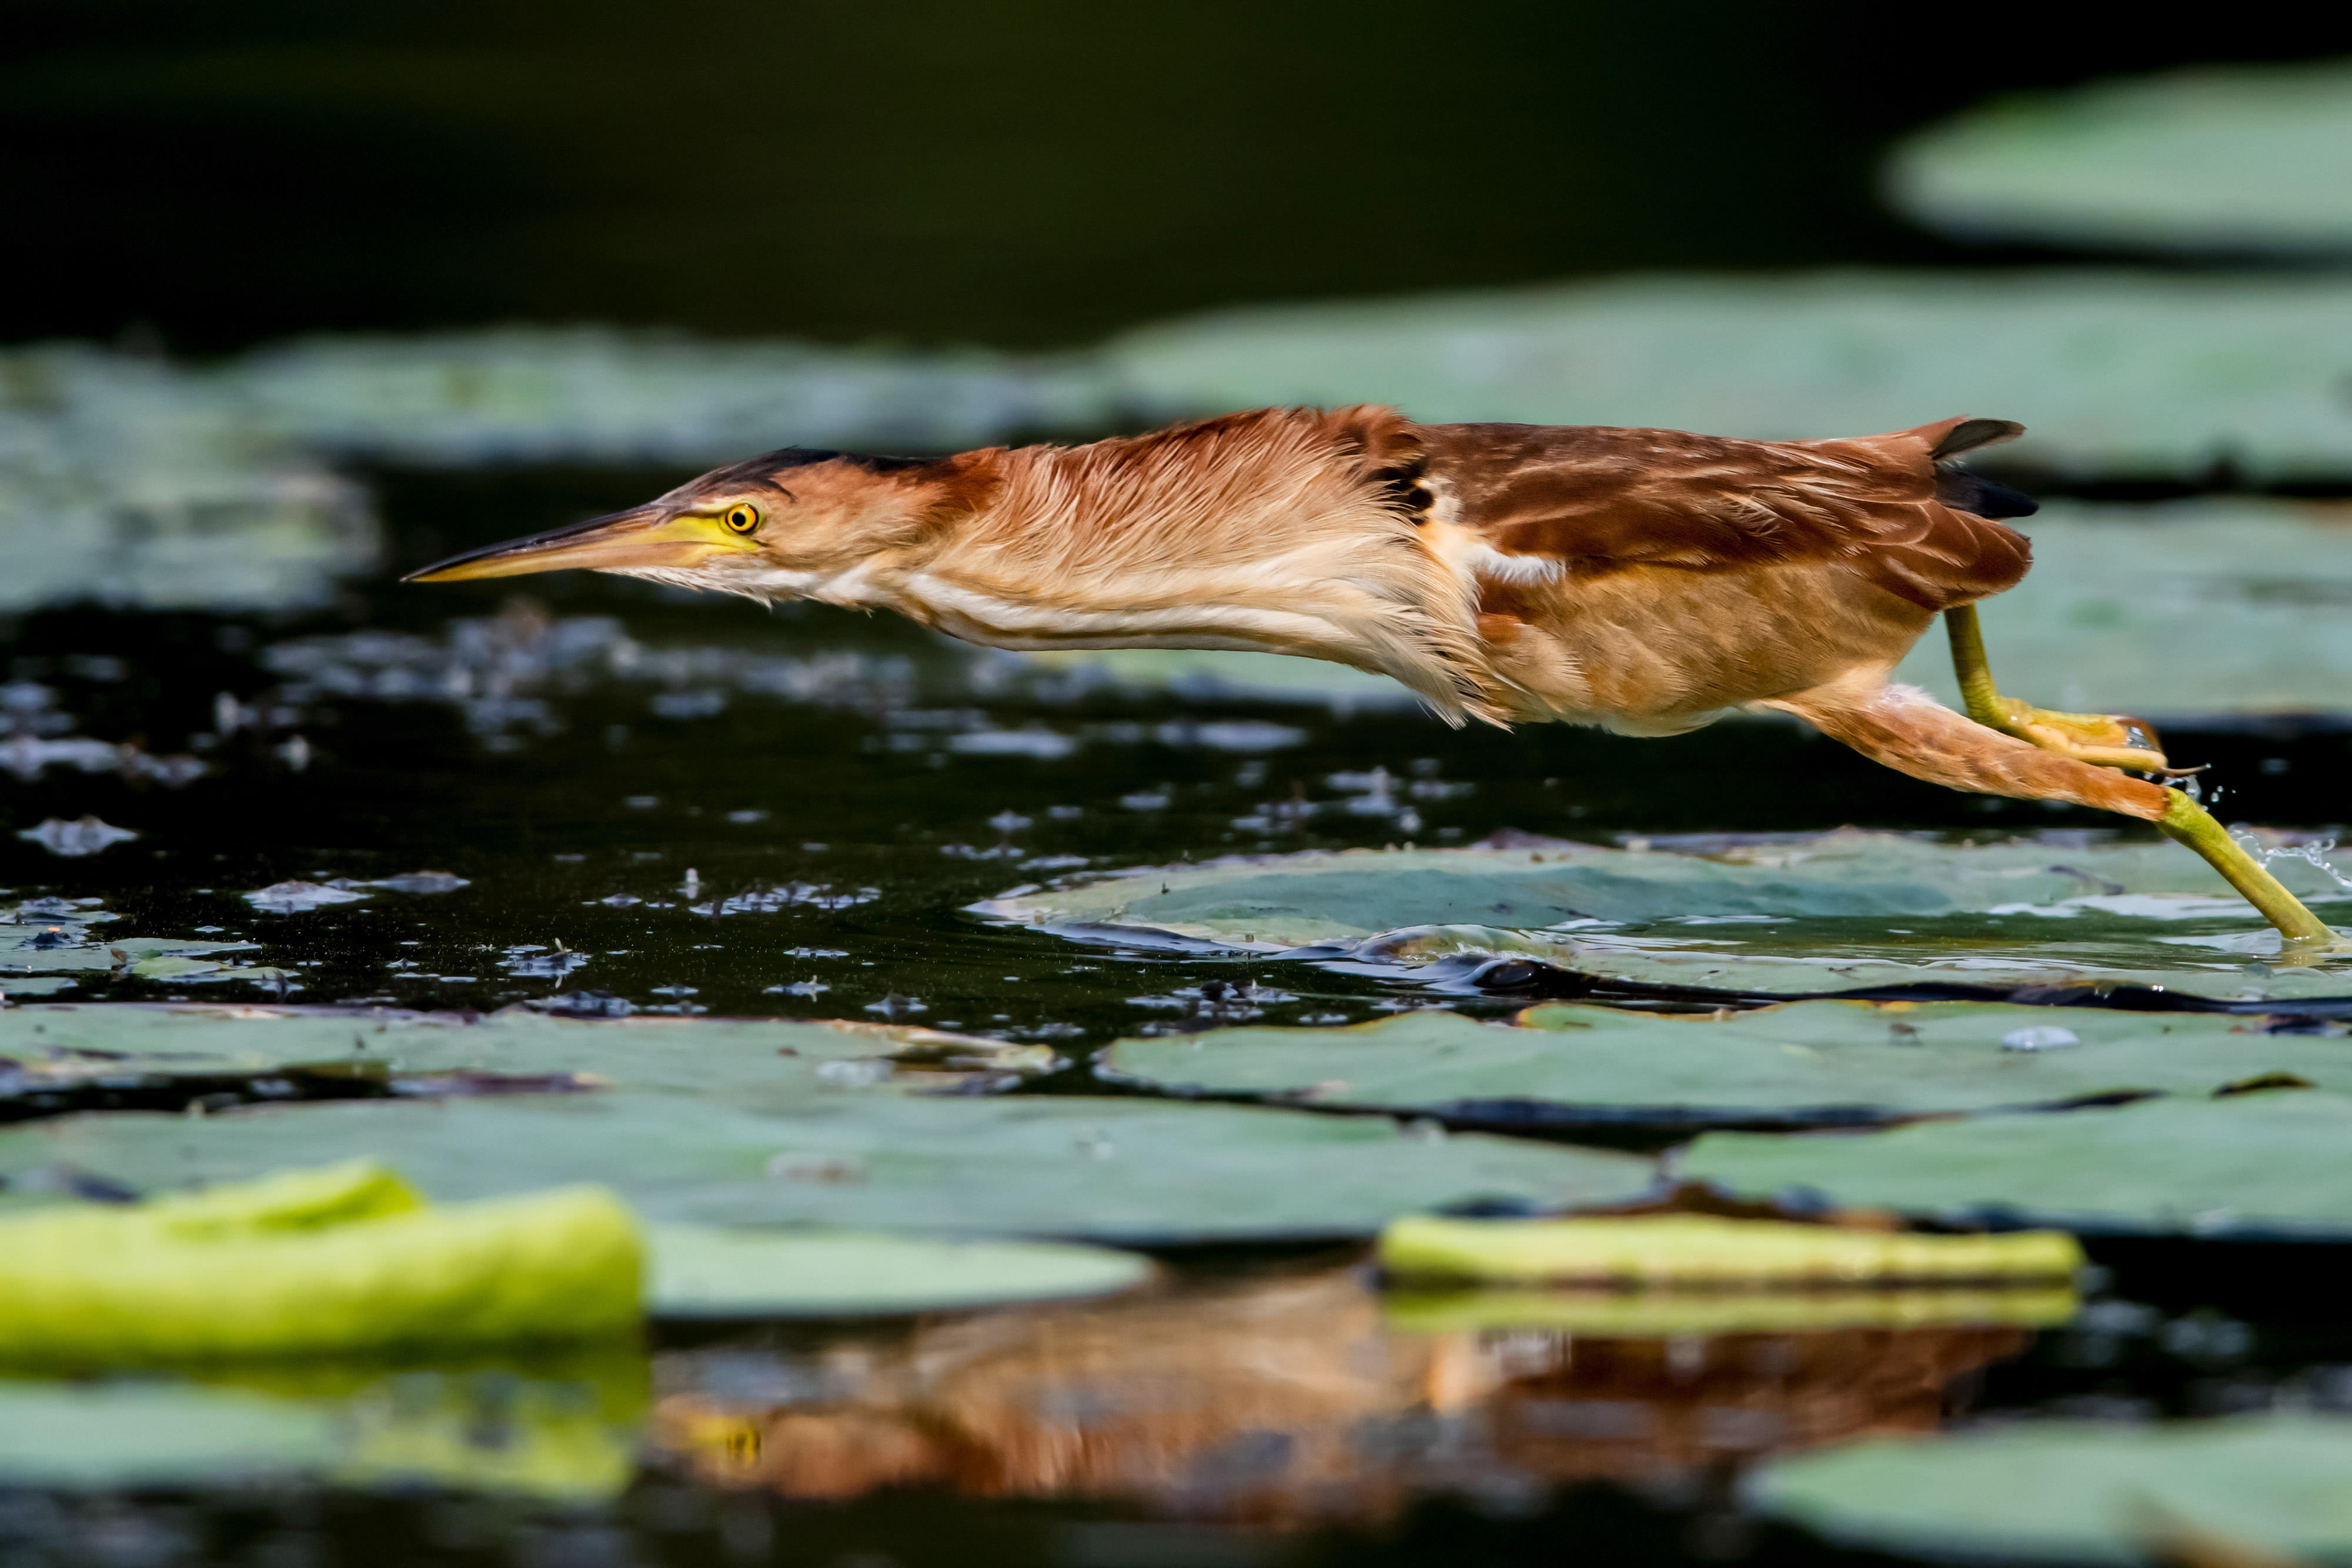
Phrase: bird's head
[{"left": 403, "top": 447, "right": 994, "bottom": 601}]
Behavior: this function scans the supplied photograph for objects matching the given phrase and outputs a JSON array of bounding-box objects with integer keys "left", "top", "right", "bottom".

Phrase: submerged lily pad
[
  {"left": 647, "top": 1226, "right": 1151, "bottom": 1317},
  {"left": 0, "top": 1004, "right": 1048, "bottom": 1111},
  {"left": 1755, "top": 1413, "right": 2352, "bottom": 1563},
  {"left": 982, "top": 833, "right": 2352, "bottom": 1005},
  {"left": 1686, "top": 1092, "right": 2352, "bottom": 1241},
  {"left": 0, "top": 1092, "right": 1655, "bottom": 1244},
  {"left": 1104, "top": 1002, "right": 2347, "bottom": 1129}
]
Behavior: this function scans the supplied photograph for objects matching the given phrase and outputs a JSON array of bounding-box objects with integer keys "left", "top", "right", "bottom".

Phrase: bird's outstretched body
[{"left": 409, "top": 405, "right": 2340, "bottom": 951}]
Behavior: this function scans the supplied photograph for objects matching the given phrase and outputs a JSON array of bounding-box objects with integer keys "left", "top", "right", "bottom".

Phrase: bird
[{"left": 407, "top": 404, "right": 2339, "bottom": 952}]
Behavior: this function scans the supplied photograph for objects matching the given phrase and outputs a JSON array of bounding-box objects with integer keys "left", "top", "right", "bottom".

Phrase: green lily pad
[
  {"left": 1103, "top": 1002, "right": 2348, "bottom": 1128},
  {"left": 1889, "top": 503, "right": 2352, "bottom": 723},
  {"left": 1755, "top": 1413, "right": 2352, "bottom": 1564},
  {"left": 1686, "top": 1092, "right": 2352, "bottom": 1240},
  {"left": 0, "top": 1380, "right": 334, "bottom": 1487},
  {"left": 1108, "top": 274, "right": 2352, "bottom": 483},
  {"left": 0, "top": 976, "right": 77, "bottom": 998},
  {"left": 980, "top": 833, "right": 2352, "bottom": 1004},
  {"left": 1886, "top": 60, "right": 2352, "bottom": 256},
  {"left": 0, "top": 1004, "right": 1048, "bottom": 1106},
  {"left": 0, "top": 1092, "right": 1655, "bottom": 1245},
  {"left": 0, "top": 1353, "right": 643, "bottom": 1499},
  {"left": 647, "top": 1225, "right": 1151, "bottom": 1317},
  {"left": 0, "top": 928, "right": 259, "bottom": 975}
]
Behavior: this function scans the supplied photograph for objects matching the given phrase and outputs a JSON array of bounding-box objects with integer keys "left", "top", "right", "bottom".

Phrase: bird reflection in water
[{"left": 649, "top": 1263, "right": 2064, "bottom": 1523}]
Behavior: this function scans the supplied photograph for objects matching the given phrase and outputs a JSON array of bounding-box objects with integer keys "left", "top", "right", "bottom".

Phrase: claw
[{"left": 1997, "top": 701, "right": 2190, "bottom": 774}]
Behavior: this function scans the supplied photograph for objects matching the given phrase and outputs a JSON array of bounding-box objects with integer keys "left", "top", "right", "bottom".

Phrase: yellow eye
[{"left": 722, "top": 504, "right": 759, "bottom": 535}]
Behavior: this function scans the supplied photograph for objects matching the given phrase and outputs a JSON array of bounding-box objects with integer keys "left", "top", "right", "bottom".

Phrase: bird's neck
[{"left": 842, "top": 409, "right": 1506, "bottom": 724}]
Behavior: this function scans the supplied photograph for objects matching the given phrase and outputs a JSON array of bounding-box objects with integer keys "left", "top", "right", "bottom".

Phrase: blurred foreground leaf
[{"left": 1757, "top": 1413, "right": 2352, "bottom": 1563}]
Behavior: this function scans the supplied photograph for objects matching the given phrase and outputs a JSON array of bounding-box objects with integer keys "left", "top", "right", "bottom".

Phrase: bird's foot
[{"left": 1989, "top": 697, "right": 2198, "bottom": 775}]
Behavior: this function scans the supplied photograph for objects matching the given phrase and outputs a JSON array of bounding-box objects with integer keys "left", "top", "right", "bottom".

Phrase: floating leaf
[
  {"left": 14, "top": 816, "right": 137, "bottom": 857},
  {"left": 0, "top": 1382, "right": 333, "bottom": 1487},
  {"left": 1755, "top": 1413, "right": 2352, "bottom": 1563},
  {"left": 0, "top": 1354, "right": 642, "bottom": 1498},
  {"left": 983, "top": 833, "right": 2352, "bottom": 1005},
  {"left": 0, "top": 1092, "right": 1655, "bottom": 1244},
  {"left": 245, "top": 880, "right": 370, "bottom": 912},
  {"left": 1886, "top": 60, "right": 2352, "bottom": 255},
  {"left": 1104, "top": 1003, "right": 2352, "bottom": 1129},
  {"left": 1378, "top": 1215, "right": 2082, "bottom": 1288},
  {"left": 0, "top": 1004, "right": 1048, "bottom": 1114},
  {"left": 1383, "top": 1286, "right": 2079, "bottom": 1339},
  {"left": 1686, "top": 1092, "right": 2352, "bottom": 1241},
  {"left": 1109, "top": 276, "right": 2352, "bottom": 482},
  {"left": 0, "top": 1164, "right": 640, "bottom": 1362},
  {"left": 647, "top": 1226, "right": 1151, "bottom": 1317}
]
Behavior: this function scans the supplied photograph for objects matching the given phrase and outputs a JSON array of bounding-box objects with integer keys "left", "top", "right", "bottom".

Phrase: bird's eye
[{"left": 722, "top": 504, "right": 759, "bottom": 535}]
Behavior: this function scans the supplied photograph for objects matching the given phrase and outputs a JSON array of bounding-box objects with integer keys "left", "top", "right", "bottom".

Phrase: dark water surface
[{"left": 5, "top": 470, "right": 2352, "bottom": 1565}]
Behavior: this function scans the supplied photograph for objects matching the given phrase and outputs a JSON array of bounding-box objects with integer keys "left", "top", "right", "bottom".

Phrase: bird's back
[{"left": 1407, "top": 416, "right": 2036, "bottom": 730}]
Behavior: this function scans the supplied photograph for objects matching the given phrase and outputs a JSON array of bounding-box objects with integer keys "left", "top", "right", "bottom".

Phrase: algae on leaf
[
  {"left": 1756, "top": 1413, "right": 2352, "bottom": 1564},
  {"left": 0, "top": 1092, "right": 1656, "bottom": 1245},
  {"left": 1107, "top": 1002, "right": 2351, "bottom": 1127},
  {"left": 1687, "top": 1092, "right": 2352, "bottom": 1241}
]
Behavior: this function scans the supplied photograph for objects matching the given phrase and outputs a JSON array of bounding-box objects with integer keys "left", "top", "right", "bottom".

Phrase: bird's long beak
[{"left": 403, "top": 507, "right": 758, "bottom": 583}]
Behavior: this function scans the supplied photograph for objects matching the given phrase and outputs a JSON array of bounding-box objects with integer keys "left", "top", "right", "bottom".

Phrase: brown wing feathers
[{"left": 1416, "top": 417, "right": 2033, "bottom": 613}]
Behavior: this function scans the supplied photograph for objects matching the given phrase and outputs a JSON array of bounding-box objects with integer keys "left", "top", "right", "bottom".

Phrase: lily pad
[
  {"left": 0, "top": 1355, "right": 642, "bottom": 1499},
  {"left": 1754, "top": 1413, "right": 2352, "bottom": 1563},
  {"left": 981, "top": 833, "right": 2352, "bottom": 1005},
  {"left": 1890, "top": 503, "right": 2352, "bottom": 723},
  {"left": 1105, "top": 1003, "right": 2351, "bottom": 1129},
  {"left": 1, "top": 928, "right": 260, "bottom": 975},
  {"left": 1885, "top": 60, "right": 2352, "bottom": 256},
  {"left": 0, "top": 1092, "right": 1656, "bottom": 1244},
  {"left": 1686, "top": 1092, "right": 2352, "bottom": 1241},
  {"left": 0, "top": 1004, "right": 1050, "bottom": 1109},
  {"left": 1108, "top": 273, "right": 2352, "bottom": 483},
  {"left": 0, "top": 1381, "right": 333, "bottom": 1487},
  {"left": 1384, "top": 1285, "right": 2080, "bottom": 1340},
  {"left": 0, "top": 977, "right": 78, "bottom": 998},
  {"left": 646, "top": 1225, "right": 1151, "bottom": 1317}
]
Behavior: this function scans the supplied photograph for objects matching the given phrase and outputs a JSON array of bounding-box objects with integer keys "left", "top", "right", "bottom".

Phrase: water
[{"left": 5, "top": 468, "right": 2352, "bottom": 1563}]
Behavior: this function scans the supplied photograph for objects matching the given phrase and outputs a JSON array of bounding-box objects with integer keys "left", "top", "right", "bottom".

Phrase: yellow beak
[{"left": 403, "top": 509, "right": 758, "bottom": 584}]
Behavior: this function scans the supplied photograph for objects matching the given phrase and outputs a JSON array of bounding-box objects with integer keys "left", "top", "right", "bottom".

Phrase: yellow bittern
[{"left": 408, "top": 406, "right": 2340, "bottom": 951}]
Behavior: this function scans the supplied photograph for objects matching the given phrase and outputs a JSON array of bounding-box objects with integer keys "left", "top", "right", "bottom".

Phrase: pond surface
[{"left": 5, "top": 467, "right": 2352, "bottom": 1566}]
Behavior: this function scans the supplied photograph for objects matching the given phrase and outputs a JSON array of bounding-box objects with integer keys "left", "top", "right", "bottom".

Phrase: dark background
[{"left": 10, "top": 0, "right": 2352, "bottom": 355}]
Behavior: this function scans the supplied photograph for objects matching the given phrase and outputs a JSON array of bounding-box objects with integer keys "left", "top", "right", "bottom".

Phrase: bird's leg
[
  {"left": 1767, "top": 682, "right": 2345, "bottom": 954},
  {"left": 1944, "top": 604, "right": 2186, "bottom": 774}
]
